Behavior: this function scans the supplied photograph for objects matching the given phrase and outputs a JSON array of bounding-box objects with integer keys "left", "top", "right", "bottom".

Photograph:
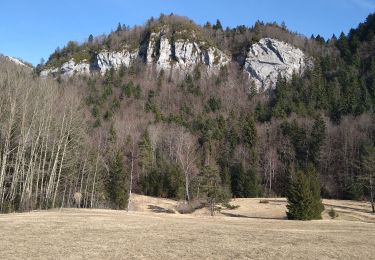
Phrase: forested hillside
[{"left": 1, "top": 13, "right": 375, "bottom": 213}]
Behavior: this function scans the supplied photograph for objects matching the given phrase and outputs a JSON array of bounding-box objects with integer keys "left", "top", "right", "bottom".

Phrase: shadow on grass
[
  {"left": 323, "top": 203, "right": 374, "bottom": 214},
  {"left": 148, "top": 205, "right": 175, "bottom": 214},
  {"left": 221, "top": 212, "right": 286, "bottom": 220}
]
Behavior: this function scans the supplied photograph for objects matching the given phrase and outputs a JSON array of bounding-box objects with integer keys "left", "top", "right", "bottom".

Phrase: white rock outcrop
[
  {"left": 96, "top": 49, "right": 138, "bottom": 75},
  {"left": 40, "top": 67, "right": 59, "bottom": 77},
  {"left": 145, "top": 33, "right": 230, "bottom": 73},
  {"left": 244, "top": 38, "right": 306, "bottom": 90},
  {"left": 156, "top": 35, "right": 173, "bottom": 71},
  {"left": 41, "top": 25, "right": 231, "bottom": 78},
  {"left": 202, "top": 47, "right": 229, "bottom": 69},
  {"left": 61, "top": 59, "right": 90, "bottom": 77},
  {"left": 138, "top": 26, "right": 229, "bottom": 73},
  {"left": 41, "top": 59, "right": 90, "bottom": 77},
  {"left": 173, "top": 40, "right": 201, "bottom": 70},
  {"left": 41, "top": 34, "right": 308, "bottom": 89},
  {"left": 172, "top": 41, "right": 229, "bottom": 72}
]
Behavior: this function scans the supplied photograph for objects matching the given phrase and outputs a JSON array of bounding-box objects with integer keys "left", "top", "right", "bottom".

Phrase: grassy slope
[
  {"left": 1, "top": 209, "right": 375, "bottom": 259},
  {"left": 1, "top": 195, "right": 375, "bottom": 259},
  {"left": 128, "top": 194, "right": 375, "bottom": 222}
]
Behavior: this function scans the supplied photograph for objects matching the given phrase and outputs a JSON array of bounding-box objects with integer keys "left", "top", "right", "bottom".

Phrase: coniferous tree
[
  {"left": 88, "top": 34, "right": 94, "bottom": 44},
  {"left": 213, "top": 19, "right": 223, "bottom": 31},
  {"left": 368, "top": 58, "right": 375, "bottom": 104},
  {"left": 138, "top": 130, "right": 153, "bottom": 177},
  {"left": 116, "top": 22, "right": 122, "bottom": 33},
  {"left": 108, "top": 150, "right": 128, "bottom": 210},
  {"left": 286, "top": 167, "right": 324, "bottom": 220},
  {"left": 244, "top": 167, "right": 260, "bottom": 197},
  {"left": 309, "top": 116, "right": 326, "bottom": 164},
  {"left": 201, "top": 165, "right": 230, "bottom": 216},
  {"left": 230, "top": 163, "right": 245, "bottom": 197},
  {"left": 242, "top": 114, "right": 257, "bottom": 148},
  {"left": 337, "top": 32, "right": 351, "bottom": 62}
]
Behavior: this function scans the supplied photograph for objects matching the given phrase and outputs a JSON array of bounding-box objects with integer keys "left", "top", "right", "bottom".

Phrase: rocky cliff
[
  {"left": 41, "top": 59, "right": 90, "bottom": 77},
  {"left": 95, "top": 48, "right": 139, "bottom": 74},
  {"left": 41, "top": 32, "right": 308, "bottom": 91},
  {"left": 243, "top": 38, "right": 306, "bottom": 90},
  {"left": 41, "top": 26, "right": 230, "bottom": 78},
  {"left": 142, "top": 28, "right": 230, "bottom": 73}
]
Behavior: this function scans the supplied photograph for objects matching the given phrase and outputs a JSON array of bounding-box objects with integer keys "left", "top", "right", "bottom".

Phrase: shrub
[
  {"left": 176, "top": 200, "right": 204, "bottom": 214},
  {"left": 206, "top": 97, "right": 222, "bottom": 112},
  {"left": 328, "top": 207, "right": 339, "bottom": 219},
  {"left": 222, "top": 203, "right": 240, "bottom": 210}
]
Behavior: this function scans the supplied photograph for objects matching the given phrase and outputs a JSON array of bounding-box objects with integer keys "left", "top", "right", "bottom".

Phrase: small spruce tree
[
  {"left": 286, "top": 167, "right": 324, "bottom": 220},
  {"left": 201, "top": 165, "right": 231, "bottom": 216}
]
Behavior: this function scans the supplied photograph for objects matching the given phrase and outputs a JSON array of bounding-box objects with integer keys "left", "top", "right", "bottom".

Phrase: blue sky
[{"left": 1, "top": 0, "right": 374, "bottom": 65}]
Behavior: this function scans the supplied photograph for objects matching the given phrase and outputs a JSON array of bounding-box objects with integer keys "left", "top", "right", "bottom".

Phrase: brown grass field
[{"left": 1, "top": 195, "right": 375, "bottom": 259}]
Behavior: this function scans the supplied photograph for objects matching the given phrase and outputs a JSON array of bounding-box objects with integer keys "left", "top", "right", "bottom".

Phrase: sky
[{"left": 0, "top": 0, "right": 374, "bottom": 65}]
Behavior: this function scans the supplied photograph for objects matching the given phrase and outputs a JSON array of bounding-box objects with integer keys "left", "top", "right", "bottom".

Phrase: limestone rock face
[
  {"left": 244, "top": 38, "right": 306, "bottom": 90},
  {"left": 41, "top": 59, "right": 90, "bottom": 77},
  {"left": 137, "top": 26, "right": 230, "bottom": 73},
  {"left": 202, "top": 47, "right": 229, "bottom": 69},
  {"left": 95, "top": 49, "right": 138, "bottom": 74},
  {"left": 61, "top": 59, "right": 90, "bottom": 77},
  {"left": 40, "top": 67, "right": 59, "bottom": 77},
  {"left": 142, "top": 29, "right": 230, "bottom": 73},
  {"left": 41, "top": 25, "right": 230, "bottom": 78},
  {"left": 156, "top": 35, "right": 173, "bottom": 71},
  {"left": 41, "top": 31, "right": 309, "bottom": 89},
  {"left": 173, "top": 40, "right": 201, "bottom": 70}
]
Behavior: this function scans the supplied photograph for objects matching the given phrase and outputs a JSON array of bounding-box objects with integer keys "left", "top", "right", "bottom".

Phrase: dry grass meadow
[{"left": 1, "top": 195, "right": 375, "bottom": 259}]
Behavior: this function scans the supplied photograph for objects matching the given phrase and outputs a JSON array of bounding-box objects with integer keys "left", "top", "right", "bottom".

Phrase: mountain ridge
[{"left": 39, "top": 15, "right": 312, "bottom": 90}]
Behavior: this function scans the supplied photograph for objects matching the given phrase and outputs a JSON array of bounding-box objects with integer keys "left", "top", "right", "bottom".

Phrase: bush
[
  {"left": 328, "top": 207, "right": 338, "bottom": 219},
  {"left": 176, "top": 200, "right": 205, "bottom": 214},
  {"left": 222, "top": 203, "right": 240, "bottom": 210},
  {"left": 206, "top": 97, "right": 222, "bottom": 112}
]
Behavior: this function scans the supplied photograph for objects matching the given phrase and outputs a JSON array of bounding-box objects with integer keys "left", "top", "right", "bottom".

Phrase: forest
[{"left": 1, "top": 13, "right": 375, "bottom": 215}]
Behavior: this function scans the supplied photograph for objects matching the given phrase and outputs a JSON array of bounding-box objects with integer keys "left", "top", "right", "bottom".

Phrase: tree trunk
[
  {"left": 370, "top": 178, "right": 374, "bottom": 214},
  {"left": 185, "top": 171, "right": 190, "bottom": 202},
  {"left": 127, "top": 149, "right": 134, "bottom": 212},
  {"left": 91, "top": 141, "right": 101, "bottom": 209}
]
